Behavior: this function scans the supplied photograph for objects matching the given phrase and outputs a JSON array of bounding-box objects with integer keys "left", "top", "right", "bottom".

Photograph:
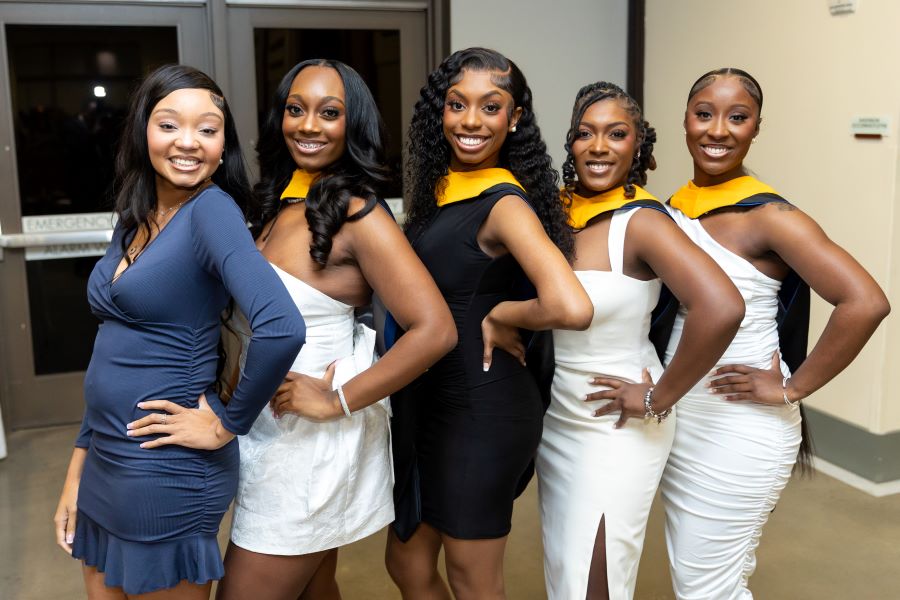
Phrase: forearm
[
  {"left": 789, "top": 300, "right": 889, "bottom": 399},
  {"left": 654, "top": 306, "right": 740, "bottom": 409},
  {"left": 64, "top": 448, "right": 88, "bottom": 486},
  {"left": 340, "top": 322, "right": 455, "bottom": 412},
  {"left": 489, "top": 298, "right": 587, "bottom": 332}
]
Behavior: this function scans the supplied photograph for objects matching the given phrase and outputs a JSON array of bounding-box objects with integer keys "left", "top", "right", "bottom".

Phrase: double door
[{"left": 0, "top": 0, "right": 429, "bottom": 431}]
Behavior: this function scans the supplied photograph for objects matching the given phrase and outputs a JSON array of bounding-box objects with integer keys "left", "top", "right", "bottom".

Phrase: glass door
[
  {"left": 225, "top": 3, "right": 428, "bottom": 214},
  {"left": 0, "top": 3, "right": 209, "bottom": 429}
]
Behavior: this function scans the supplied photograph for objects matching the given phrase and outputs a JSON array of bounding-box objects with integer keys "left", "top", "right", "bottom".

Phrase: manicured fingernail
[
  {"left": 137, "top": 402, "right": 145, "bottom": 408},
  {"left": 126, "top": 422, "right": 134, "bottom": 429},
  {"left": 139, "top": 443, "right": 147, "bottom": 448},
  {"left": 66, "top": 534, "right": 74, "bottom": 544},
  {"left": 126, "top": 430, "right": 134, "bottom": 436},
  {"left": 483, "top": 363, "right": 490, "bottom": 372}
]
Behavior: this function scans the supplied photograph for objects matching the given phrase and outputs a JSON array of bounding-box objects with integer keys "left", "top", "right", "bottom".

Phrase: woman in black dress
[{"left": 386, "top": 47, "right": 593, "bottom": 599}]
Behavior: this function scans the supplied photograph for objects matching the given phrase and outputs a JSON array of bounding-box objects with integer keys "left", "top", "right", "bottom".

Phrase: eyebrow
[
  {"left": 151, "top": 108, "right": 223, "bottom": 121},
  {"left": 447, "top": 88, "right": 504, "bottom": 101},
  {"left": 286, "top": 94, "right": 346, "bottom": 106}
]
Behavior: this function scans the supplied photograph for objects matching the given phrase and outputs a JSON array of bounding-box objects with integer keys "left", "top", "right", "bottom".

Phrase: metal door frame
[{"left": 0, "top": 1, "right": 210, "bottom": 429}]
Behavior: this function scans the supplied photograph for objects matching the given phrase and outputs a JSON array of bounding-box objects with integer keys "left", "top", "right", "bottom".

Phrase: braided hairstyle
[
  {"left": 403, "top": 47, "right": 572, "bottom": 259},
  {"left": 253, "top": 59, "right": 391, "bottom": 266},
  {"left": 561, "top": 81, "right": 656, "bottom": 204}
]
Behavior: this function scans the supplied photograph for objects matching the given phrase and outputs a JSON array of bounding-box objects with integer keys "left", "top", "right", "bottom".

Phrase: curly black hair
[
  {"left": 561, "top": 81, "right": 656, "bottom": 204},
  {"left": 402, "top": 47, "right": 572, "bottom": 259},
  {"left": 253, "top": 59, "right": 391, "bottom": 266}
]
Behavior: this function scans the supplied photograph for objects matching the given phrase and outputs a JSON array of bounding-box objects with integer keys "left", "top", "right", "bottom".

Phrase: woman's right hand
[
  {"left": 54, "top": 477, "right": 79, "bottom": 554},
  {"left": 482, "top": 308, "right": 526, "bottom": 371}
]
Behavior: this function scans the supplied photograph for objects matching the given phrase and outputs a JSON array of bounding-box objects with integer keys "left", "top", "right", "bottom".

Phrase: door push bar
[{"left": 0, "top": 230, "right": 114, "bottom": 261}]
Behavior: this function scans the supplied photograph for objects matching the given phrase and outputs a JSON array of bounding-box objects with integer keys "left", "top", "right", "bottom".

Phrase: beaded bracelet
[
  {"left": 643, "top": 386, "right": 672, "bottom": 424},
  {"left": 336, "top": 384, "right": 352, "bottom": 417},
  {"left": 782, "top": 377, "right": 801, "bottom": 408}
]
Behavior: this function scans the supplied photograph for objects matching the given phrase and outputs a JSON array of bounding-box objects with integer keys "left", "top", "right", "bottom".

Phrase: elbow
[
  {"left": 556, "top": 298, "right": 594, "bottom": 331},
  {"left": 865, "top": 292, "right": 891, "bottom": 325},
  {"left": 430, "top": 313, "right": 458, "bottom": 356},
  {"left": 693, "top": 293, "right": 744, "bottom": 337}
]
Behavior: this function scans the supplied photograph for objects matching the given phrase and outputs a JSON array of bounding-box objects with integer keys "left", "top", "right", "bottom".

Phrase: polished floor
[{"left": 1, "top": 424, "right": 898, "bottom": 599}]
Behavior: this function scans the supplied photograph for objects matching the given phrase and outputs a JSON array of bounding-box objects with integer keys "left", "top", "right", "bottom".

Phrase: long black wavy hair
[
  {"left": 402, "top": 47, "right": 572, "bottom": 259},
  {"left": 253, "top": 59, "right": 391, "bottom": 266},
  {"left": 562, "top": 81, "right": 656, "bottom": 202},
  {"left": 114, "top": 64, "right": 251, "bottom": 261}
]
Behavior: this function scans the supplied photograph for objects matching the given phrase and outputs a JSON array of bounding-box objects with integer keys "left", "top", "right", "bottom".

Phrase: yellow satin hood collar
[
  {"left": 565, "top": 185, "right": 658, "bottom": 230},
  {"left": 436, "top": 168, "right": 524, "bottom": 207},
  {"left": 670, "top": 176, "right": 777, "bottom": 219},
  {"left": 280, "top": 169, "right": 316, "bottom": 201}
]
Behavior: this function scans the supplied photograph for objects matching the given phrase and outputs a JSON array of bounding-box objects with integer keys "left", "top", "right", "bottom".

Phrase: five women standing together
[{"left": 55, "top": 50, "right": 889, "bottom": 600}]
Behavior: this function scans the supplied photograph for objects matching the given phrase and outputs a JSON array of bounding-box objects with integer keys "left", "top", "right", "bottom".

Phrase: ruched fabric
[
  {"left": 72, "top": 185, "right": 305, "bottom": 594},
  {"left": 660, "top": 206, "right": 802, "bottom": 600}
]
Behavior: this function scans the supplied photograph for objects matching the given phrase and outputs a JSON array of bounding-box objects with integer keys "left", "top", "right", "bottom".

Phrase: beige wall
[
  {"left": 644, "top": 0, "right": 899, "bottom": 433},
  {"left": 450, "top": 0, "right": 629, "bottom": 170}
]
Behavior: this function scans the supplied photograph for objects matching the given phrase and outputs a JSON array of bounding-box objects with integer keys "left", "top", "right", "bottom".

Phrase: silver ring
[{"left": 161, "top": 414, "right": 168, "bottom": 425}]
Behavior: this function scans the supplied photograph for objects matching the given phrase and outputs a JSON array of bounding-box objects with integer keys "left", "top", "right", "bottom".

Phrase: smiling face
[
  {"left": 684, "top": 75, "right": 761, "bottom": 186},
  {"left": 571, "top": 98, "right": 638, "bottom": 195},
  {"left": 282, "top": 65, "right": 347, "bottom": 174},
  {"left": 442, "top": 69, "right": 522, "bottom": 172},
  {"left": 146, "top": 88, "right": 225, "bottom": 196}
]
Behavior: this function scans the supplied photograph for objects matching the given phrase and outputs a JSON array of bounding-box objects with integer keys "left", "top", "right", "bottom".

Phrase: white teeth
[
  {"left": 703, "top": 145, "right": 729, "bottom": 156},
  {"left": 458, "top": 136, "right": 485, "bottom": 147},
  {"left": 171, "top": 158, "right": 199, "bottom": 167},
  {"left": 586, "top": 162, "right": 612, "bottom": 173}
]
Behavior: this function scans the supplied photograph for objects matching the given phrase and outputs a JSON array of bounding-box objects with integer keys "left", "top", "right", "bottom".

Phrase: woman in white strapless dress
[
  {"left": 659, "top": 68, "right": 889, "bottom": 600},
  {"left": 215, "top": 61, "right": 455, "bottom": 600},
  {"left": 536, "top": 82, "right": 744, "bottom": 600}
]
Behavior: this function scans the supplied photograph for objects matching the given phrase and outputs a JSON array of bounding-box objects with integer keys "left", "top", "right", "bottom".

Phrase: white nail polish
[
  {"left": 66, "top": 534, "right": 74, "bottom": 544},
  {"left": 483, "top": 363, "right": 490, "bottom": 372}
]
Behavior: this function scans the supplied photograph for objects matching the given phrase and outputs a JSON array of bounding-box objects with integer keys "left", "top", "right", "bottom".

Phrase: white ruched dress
[
  {"left": 660, "top": 207, "right": 802, "bottom": 600},
  {"left": 229, "top": 263, "right": 394, "bottom": 555},
  {"left": 537, "top": 208, "right": 676, "bottom": 600}
]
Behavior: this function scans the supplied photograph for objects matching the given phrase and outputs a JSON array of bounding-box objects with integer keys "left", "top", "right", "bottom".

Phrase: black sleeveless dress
[{"left": 391, "top": 184, "right": 544, "bottom": 541}]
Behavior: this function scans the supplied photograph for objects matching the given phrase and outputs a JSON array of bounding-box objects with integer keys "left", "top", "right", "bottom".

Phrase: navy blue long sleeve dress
[{"left": 71, "top": 185, "right": 305, "bottom": 594}]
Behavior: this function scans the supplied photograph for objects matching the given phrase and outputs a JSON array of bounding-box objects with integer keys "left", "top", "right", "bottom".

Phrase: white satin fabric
[
  {"left": 537, "top": 208, "right": 675, "bottom": 600},
  {"left": 661, "top": 207, "right": 802, "bottom": 599},
  {"left": 230, "top": 263, "right": 393, "bottom": 555}
]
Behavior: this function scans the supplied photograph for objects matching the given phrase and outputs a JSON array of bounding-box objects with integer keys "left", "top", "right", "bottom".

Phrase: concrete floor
[{"left": 1, "top": 424, "right": 898, "bottom": 599}]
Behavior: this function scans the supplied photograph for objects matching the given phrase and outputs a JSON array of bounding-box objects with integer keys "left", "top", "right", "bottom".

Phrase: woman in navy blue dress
[{"left": 53, "top": 65, "right": 306, "bottom": 598}]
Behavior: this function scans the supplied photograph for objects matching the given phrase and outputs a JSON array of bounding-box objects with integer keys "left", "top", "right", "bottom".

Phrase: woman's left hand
[
  {"left": 587, "top": 368, "right": 656, "bottom": 429},
  {"left": 481, "top": 310, "right": 526, "bottom": 372},
  {"left": 271, "top": 363, "right": 343, "bottom": 422},
  {"left": 126, "top": 394, "right": 235, "bottom": 449},
  {"left": 709, "top": 351, "right": 797, "bottom": 405}
]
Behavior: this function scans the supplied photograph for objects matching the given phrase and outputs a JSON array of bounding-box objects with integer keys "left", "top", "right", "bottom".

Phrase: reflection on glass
[
  {"left": 26, "top": 258, "right": 99, "bottom": 375},
  {"left": 6, "top": 25, "right": 178, "bottom": 216},
  {"left": 5, "top": 25, "right": 178, "bottom": 375},
  {"left": 254, "top": 29, "right": 403, "bottom": 198}
]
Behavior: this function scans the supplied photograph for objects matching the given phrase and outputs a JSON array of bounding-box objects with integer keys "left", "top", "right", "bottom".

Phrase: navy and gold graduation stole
[
  {"left": 668, "top": 175, "right": 785, "bottom": 218},
  {"left": 565, "top": 184, "right": 667, "bottom": 230},
  {"left": 436, "top": 168, "right": 525, "bottom": 206},
  {"left": 651, "top": 175, "right": 810, "bottom": 372},
  {"left": 280, "top": 169, "right": 316, "bottom": 202}
]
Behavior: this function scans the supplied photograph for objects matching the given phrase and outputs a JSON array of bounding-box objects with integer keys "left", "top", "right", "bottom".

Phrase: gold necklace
[{"left": 127, "top": 184, "right": 208, "bottom": 258}]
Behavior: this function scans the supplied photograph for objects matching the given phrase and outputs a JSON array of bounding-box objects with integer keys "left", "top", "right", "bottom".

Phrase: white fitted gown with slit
[
  {"left": 229, "top": 264, "right": 394, "bottom": 555},
  {"left": 537, "top": 208, "right": 675, "bottom": 600},
  {"left": 660, "top": 207, "right": 802, "bottom": 600}
]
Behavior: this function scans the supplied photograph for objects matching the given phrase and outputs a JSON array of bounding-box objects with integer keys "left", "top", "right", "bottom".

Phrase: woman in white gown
[
  {"left": 659, "top": 68, "right": 890, "bottom": 600},
  {"left": 215, "top": 60, "right": 456, "bottom": 600},
  {"left": 536, "top": 82, "right": 744, "bottom": 600}
]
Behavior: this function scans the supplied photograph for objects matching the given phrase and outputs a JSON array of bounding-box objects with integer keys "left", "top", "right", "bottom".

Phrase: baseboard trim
[{"left": 814, "top": 457, "right": 900, "bottom": 497}]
